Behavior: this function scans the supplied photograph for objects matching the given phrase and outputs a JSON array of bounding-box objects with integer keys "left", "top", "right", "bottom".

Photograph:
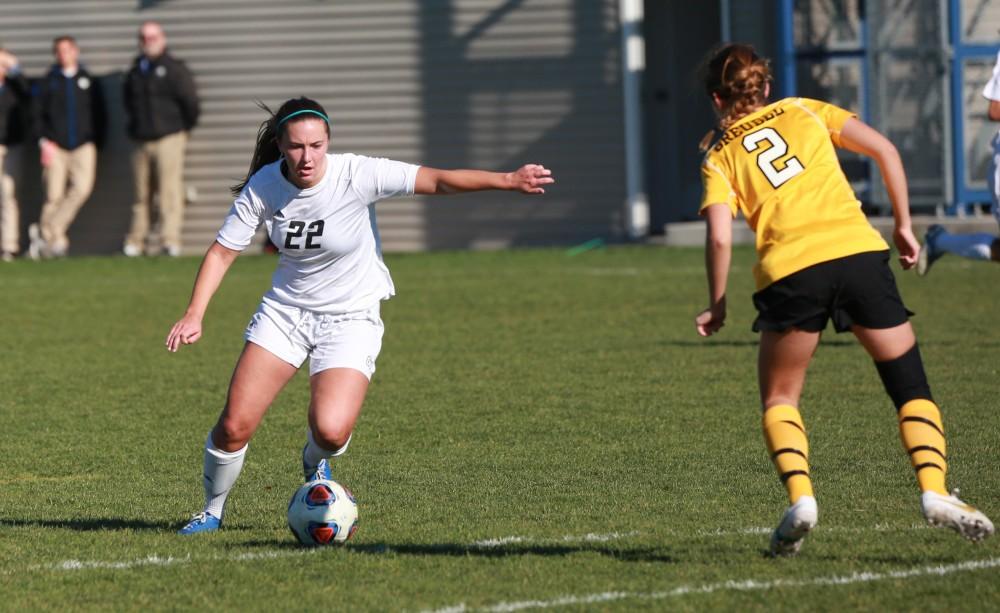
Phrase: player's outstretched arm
[
  {"left": 414, "top": 164, "right": 554, "bottom": 195},
  {"left": 988, "top": 99, "right": 1000, "bottom": 122},
  {"left": 696, "top": 203, "right": 732, "bottom": 337},
  {"left": 166, "top": 241, "right": 240, "bottom": 352},
  {"left": 838, "top": 118, "right": 918, "bottom": 269}
]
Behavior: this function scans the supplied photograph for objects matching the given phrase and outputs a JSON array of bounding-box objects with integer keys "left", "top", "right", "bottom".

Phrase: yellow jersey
[{"left": 700, "top": 97, "right": 888, "bottom": 290}]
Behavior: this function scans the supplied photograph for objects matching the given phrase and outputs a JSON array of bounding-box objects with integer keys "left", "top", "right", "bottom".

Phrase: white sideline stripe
[
  {"left": 17, "top": 549, "right": 323, "bottom": 574},
  {"left": 707, "top": 523, "right": 930, "bottom": 537},
  {"left": 54, "top": 555, "right": 190, "bottom": 571},
  {"left": 424, "top": 557, "right": 1000, "bottom": 612},
  {"left": 570, "top": 265, "right": 747, "bottom": 277},
  {"left": 576, "top": 267, "right": 642, "bottom": 276},
  {"left": 472, "top": 524, "right": 929, "bottom": 547},
  {"left": 471, "top": 531, "right": 639, "bottom": 548}
]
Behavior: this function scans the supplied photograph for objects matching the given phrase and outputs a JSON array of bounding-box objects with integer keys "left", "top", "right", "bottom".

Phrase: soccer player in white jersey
[
  {"left": 917, "top": 49, "right": 1000, "bottom": 275},
  {"left": 167, "top": 97, "right": 554, "bottom": 534}
]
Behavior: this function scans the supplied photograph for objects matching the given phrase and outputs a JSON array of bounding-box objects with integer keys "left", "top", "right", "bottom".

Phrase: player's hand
[
  {"left": 39, "top": 140, "right": 56, "bottom": 168},
  {"left": 506, "top": 164, "right": 554, "bottom": 194},
  {"left": 166, "top": 314, "right": 203, "bottom": 352},
  {"left": 695, "top": 304, "right": 727, "bottom": 337},
  {"left": 0, "top": 50, "right": 16, "bottom": 70},
  {"left": 893, "top": 225, "right": 920, "bottom": 270}
]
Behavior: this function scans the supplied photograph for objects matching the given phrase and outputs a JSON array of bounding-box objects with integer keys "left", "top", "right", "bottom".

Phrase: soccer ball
[{"left": 287, "top": 479, "right": 359, "bottom": 546}]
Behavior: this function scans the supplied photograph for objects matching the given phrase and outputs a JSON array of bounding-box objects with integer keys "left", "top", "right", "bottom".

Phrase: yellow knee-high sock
[
  {"left": 762, "top": 404, "right": 813, "bottom": 504},
  {"left": 898, "top": 399, "right": 948, "bottom": 495}
]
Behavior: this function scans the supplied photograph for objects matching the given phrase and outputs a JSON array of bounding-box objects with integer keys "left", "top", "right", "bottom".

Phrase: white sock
[
  {"left": 202, "top": 432, "right": 247, "bottom": 520},
  {"left": 303, "top": 429, "right": 352, "bottom": 469},
  {"left": 935, "top": 232, "right": 994, "bottom": 260}
]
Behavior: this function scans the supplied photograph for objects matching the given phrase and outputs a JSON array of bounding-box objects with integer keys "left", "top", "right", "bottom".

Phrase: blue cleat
[
  {"left": 302, "top": 444, "right": 332, "bottom": 482},
  {"left": 177, "top": 511, "right": 221, "bottom": 535},
  {"left": 917, "top": 224, "right": 946, "bottom": 276}
]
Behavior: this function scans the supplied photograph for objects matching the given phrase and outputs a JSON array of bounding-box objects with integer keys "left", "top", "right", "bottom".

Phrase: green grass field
[{"left": 1, "top": 245, "right": 998, "bottom": 611}]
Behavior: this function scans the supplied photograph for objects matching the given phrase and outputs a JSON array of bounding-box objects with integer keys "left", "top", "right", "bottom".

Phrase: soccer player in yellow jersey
[{"left": 695, "top": 44, "right": 993, "bottom": 556}]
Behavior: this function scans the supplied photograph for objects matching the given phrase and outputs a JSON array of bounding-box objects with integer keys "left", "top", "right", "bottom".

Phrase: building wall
[
  {"left": 641, "top": 1, "right": 721, "bottom": 229},
  {"left": 0, "top": 0, "right": 626, "bottom": 255}
]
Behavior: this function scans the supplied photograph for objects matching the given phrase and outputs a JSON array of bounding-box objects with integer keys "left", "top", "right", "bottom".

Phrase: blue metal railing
[{"left": 949, "top": 0, "right": 1000, "bottom": 208}]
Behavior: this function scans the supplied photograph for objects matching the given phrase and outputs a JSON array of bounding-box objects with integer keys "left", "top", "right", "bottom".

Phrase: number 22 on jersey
[
  {"left": 742, "top": 127, "right": 804, "bottom": 188},
  {"left": 284, "top": 220, "right": 325, "bottom": 249}
]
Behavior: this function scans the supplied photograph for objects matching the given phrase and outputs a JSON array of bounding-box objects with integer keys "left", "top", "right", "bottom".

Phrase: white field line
[
  {"left": 575, "top": 267, "right": 643, "bottom": 276},
  {"left": 571, "top": 266, "right": 747, "bottom": 277},
  {"left": 2, "top": 523, "right": 931, "bottom": 576},
  {"left": 702, "top": 522, "right": 930, "bottom": 537},
  {"left": 472, "top": 523, "right": 930, "bottom": 547},
  {"left": 471, "top": 531, "right": 639, "bottom": 548},
  {"left": 12, "top": 548, "right": 324, "bottom": 575},
  {"left": 53, "top": 555, "right": 191, "bottom": 571},
  {"left": 424, "top": 557, "right": 1000, "bottom": 613}
]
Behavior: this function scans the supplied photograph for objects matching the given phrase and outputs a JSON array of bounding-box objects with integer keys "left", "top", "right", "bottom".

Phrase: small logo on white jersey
[{"left": 365, "top": 356, "right": 374, "bottom": 371}]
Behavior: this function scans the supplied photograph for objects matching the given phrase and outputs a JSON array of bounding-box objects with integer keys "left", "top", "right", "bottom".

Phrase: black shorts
[{"left": 752, "top": 250, "right": 913, "bottom": 333}]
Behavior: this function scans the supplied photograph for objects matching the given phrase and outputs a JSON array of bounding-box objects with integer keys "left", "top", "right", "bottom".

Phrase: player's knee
[
  {"left": 311, "top": 422, "right": 352, "bottom": 452},
  {"left": 214, "top": 415, "right": 254, "bottom": 448},
  {"left": 874, "top": 343, "right": 933, "bottom": 410}
]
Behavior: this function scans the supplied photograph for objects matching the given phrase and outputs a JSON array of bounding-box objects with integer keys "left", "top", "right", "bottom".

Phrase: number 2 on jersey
[
  {"left": 742, "top": 127, "right": 804, "bottom": 188},
  {"left": 284, "top": 220, "right": 325, "bottom": 249}
]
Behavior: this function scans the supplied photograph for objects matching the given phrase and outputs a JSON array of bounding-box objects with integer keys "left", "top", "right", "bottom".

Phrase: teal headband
[{"left": 276, "top": 109, "right": 330, "bottom": 128}]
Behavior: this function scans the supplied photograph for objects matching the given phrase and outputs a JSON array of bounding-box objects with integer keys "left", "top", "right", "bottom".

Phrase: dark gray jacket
[
  {"left": 123, "top": 50, "right": 199, "bottom": 141},
  {"left": 0, "top": 71, "right": 30, "bottom": 145}
]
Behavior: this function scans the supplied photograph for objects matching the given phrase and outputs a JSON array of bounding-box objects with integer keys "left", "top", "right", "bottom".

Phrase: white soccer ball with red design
[{"left": 287, "top": 479, "right": 359, "bottom": 546}]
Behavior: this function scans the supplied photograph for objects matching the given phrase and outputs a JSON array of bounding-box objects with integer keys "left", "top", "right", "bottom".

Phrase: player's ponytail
[
  {"left": 699, "top": 43, "right": 772, "bottom": 152},
  {"left": 231, "top": 97, "right": 331, "bottom": 196}
]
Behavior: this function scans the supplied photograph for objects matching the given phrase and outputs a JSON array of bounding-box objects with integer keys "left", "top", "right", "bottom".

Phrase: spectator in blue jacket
[{"left": 28, "top": 36, "right": 106, "bottom": 259}]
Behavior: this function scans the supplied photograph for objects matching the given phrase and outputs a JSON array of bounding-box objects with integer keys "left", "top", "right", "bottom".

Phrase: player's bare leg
[
  {"left": 179, "top": 342, "right": 298, "bottom": 534},
  {"left": 759, "top": 328, "right": 821, "bottom": 556},
  {"left": 302, "top": 368, "right": 369, "bottom": 481}
]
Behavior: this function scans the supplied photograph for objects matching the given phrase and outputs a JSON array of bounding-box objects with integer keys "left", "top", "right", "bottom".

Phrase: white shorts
[
  {"left": 990, "top": 131, "right": 1000, "bottom": 224},
  {"left": 245, "top": 300, "right": 384, "bottom": 379}
]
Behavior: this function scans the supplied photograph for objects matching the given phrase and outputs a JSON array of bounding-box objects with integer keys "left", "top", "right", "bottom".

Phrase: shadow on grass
[
  {"left": 662, "top": 338, "right": 995, "bottom": 350},
  {"left": 660, "top": 339, "right": 857, "bottom": 348},
  {"left": 1, "top": 518, "right": 179, "bottom": 532},
  {"left": 814, "top": 552, "right": 964, "bottom": 565},
  {"left": 235, "top": 539, "right": 676, "bottom": 563}
]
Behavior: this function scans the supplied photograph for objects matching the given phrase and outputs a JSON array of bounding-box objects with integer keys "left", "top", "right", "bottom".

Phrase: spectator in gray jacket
[{"left": 122, "top": 21, "right": 199, "bottom": 257}]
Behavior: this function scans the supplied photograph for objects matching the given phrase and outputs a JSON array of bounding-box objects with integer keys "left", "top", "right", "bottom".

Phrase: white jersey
[
  {"left": 983, "top": 51, "right": 1000, "bottom": 105},
  {"left": 984, "top": 52, "right": 1000, "bottom": 213},
  {"left": 217, "top": 153, "right": 420, "bottom": 314}
]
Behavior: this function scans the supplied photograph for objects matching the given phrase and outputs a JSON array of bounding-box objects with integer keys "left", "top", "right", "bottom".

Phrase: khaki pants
[
  {"left": 0, "top": 144, "right": 21, "bottom": 255},
  {"left": 126, "top": 131, "right": 188, "bottom": 252},
  {"left": 40, "top": 142, "right": 97, "bottom": 252}
]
